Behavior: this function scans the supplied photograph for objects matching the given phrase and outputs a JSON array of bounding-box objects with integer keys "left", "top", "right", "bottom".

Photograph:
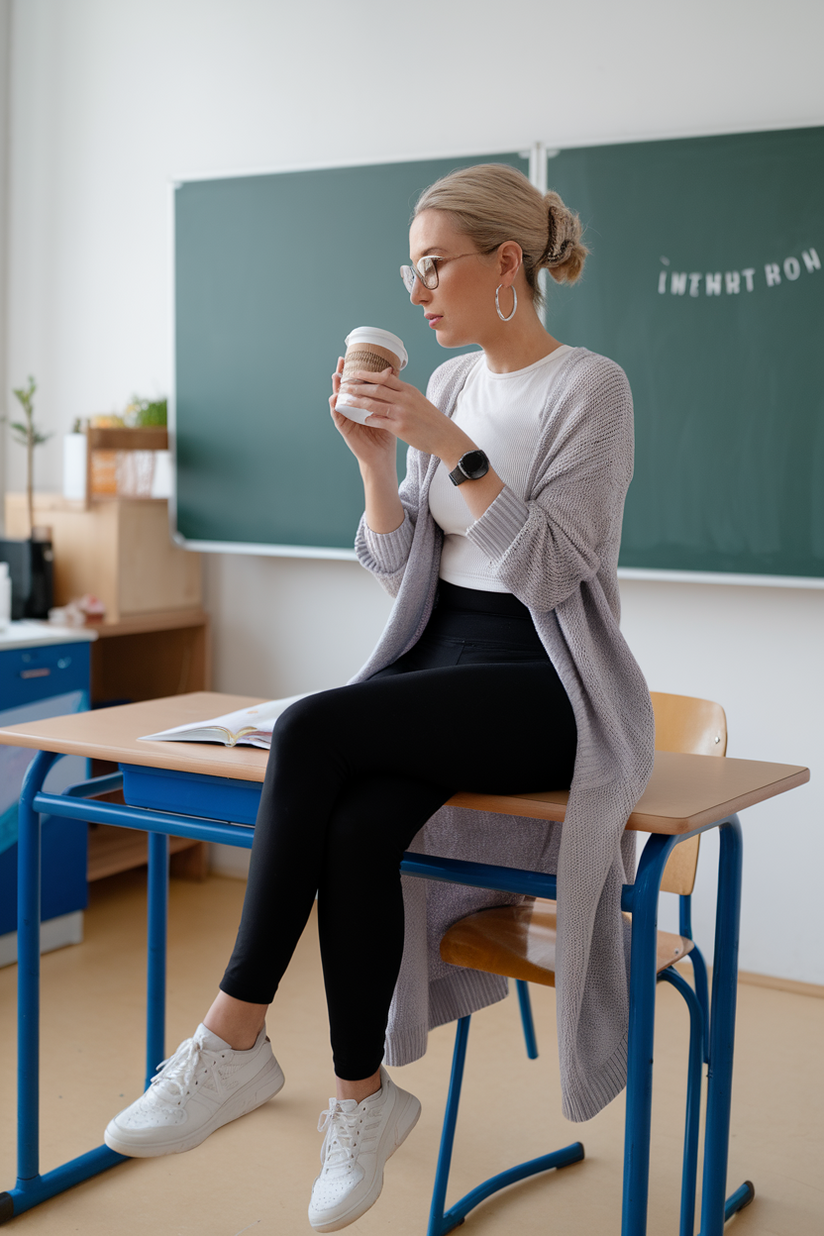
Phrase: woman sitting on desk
[{"left": 104, "top": 163, "right": 654, "bottom": 1232}]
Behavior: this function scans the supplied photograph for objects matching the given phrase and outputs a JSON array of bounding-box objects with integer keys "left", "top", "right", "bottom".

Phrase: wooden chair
[{"left": 427, "top": 693, "right": 727, "bottom": 1236}]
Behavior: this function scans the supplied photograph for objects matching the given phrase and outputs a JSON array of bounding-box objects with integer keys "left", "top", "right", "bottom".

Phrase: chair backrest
[
  {"left": 650, "top": 691, "right": 727, "bottom": 758},
  {"left": 650, "top": 692, "right": 727, "bottom": 896}
]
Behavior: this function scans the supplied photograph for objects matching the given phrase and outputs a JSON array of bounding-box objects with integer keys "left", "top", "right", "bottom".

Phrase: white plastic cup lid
[{"left": 344, "top": 327, "right": 408, "bottom": 370}]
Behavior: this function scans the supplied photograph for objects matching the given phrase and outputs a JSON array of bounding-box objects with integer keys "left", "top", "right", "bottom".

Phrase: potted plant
[{"left": 0, "top": 376, "right": 54, "bottom": 619}]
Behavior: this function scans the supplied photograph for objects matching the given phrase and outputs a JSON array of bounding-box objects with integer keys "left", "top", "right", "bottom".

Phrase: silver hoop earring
[{"left": 495, "top": 284, "right": 517, "bottom": 322}]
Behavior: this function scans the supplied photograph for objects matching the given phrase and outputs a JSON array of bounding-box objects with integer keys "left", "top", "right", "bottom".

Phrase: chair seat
[{"left": 440, "top": 900, "right": 694, "bottom": 987}]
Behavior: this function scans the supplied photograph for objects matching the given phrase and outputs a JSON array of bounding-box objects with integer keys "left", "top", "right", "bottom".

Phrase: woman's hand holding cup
[
  {"left": 331, "top": 323, "right": 473, "bottom": 470},
  {"left": 330, "top": 358, "right": 397, "bottom": 473}
]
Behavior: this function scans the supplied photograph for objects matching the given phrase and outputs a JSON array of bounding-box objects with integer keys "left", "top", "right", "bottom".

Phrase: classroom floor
[{"left": 1, "top": 871, "right": 822, "bottom": 1236}]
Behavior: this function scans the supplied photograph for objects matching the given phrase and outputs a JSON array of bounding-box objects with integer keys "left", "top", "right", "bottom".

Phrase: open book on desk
[{"left": 140, "top": 694, "right": 313, "bottom": 749}]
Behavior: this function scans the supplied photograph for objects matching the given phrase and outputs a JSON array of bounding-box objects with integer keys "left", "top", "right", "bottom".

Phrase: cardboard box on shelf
[{"left": 3, "top": 494, "right": 202, "bottom": 623}]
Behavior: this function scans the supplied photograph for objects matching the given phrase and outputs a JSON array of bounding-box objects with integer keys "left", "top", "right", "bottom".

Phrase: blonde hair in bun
[
  {"left": 414, "top": 164, "right": 588, "bottom": 307},
  {"left": 542, "top": 189, "right": 588, "bottom": 284}
]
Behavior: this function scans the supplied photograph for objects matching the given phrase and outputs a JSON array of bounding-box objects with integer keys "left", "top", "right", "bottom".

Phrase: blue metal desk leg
[
  {"left": 1, "top": 751, "right": 126, "bottom": 1225},
  {"left": 657, "top": 967, "right": 704, "bottom": 1236},
  {"left": 700, "top": 816, "right": 753, "bottom": 1235},
  {"left": 16, "top": 751, "right": 59, "bottom": 1190},
  {"left": 622, "top": 832, "right": 675, "bottom": 1236},
  {"left": 145, "top": 831, "right": 169, "bottom": 1090}
]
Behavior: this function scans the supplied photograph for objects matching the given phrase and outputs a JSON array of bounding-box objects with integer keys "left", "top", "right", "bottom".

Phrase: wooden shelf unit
[
  {"left": 4, "top": 493, "right": 202, "bottom": 624},
  {"left": 87, "top": 822, "right": 209, "bottom": 882},
  {"left": 88, "top": 607, "right": 211, "bottom": 707}
]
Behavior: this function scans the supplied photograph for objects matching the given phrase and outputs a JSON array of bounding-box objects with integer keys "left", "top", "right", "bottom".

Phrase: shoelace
[
  {"left": 318, "top": 1097, "right": 382, "bottom": 1171},
  {"left": 150, "top": 1038, "right": 215, "bottom": 1103},
  {"left": 317, "top": 1101, "right": 368, "bottom": 1173}
]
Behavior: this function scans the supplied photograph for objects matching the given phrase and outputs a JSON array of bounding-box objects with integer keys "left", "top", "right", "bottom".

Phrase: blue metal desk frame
[{"left": 2, "top": 748, "right": 749, "bottom": 1234}]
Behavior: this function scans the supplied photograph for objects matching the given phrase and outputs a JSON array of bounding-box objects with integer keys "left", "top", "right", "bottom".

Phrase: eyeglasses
[{"left": 399, "top": 252, "right": 479, "bottom": 294}]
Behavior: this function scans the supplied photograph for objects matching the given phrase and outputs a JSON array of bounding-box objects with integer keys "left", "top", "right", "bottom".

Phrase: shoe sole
[
  {"left": 103, "top": 1056, "right": 285, "bottom": 1157},
  {"left": 308, "top": 1088, "right": 422, "bottom": 1232}
]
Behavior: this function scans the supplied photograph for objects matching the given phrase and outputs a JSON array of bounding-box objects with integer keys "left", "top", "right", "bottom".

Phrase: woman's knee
[{"left": 270, "top": 689, "right": 344, "bottom": 756}]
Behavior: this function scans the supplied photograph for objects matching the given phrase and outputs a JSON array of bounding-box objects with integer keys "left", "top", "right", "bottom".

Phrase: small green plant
[
  {"left": 10, "top": 376, "right": 51, "bottom": 538},
  {"left": 125, "top": 395, "right": 167, "bottom": 427}
]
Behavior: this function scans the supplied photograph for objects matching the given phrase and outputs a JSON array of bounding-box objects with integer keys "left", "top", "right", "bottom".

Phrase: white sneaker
[
  {"left": 307, "top": 1067, "right": 421, "bottom": 1232},
  {"left": 104, "top": 1023, "right": 284, "bottom": 1157}
]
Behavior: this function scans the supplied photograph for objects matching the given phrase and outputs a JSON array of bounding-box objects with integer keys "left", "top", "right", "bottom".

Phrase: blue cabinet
[{"left": 0, "top": 629, "right": 94, "bottom": 952}]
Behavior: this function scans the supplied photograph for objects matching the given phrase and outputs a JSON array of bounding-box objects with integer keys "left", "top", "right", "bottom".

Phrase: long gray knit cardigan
[{"left": 349, "top": 347, "right": 655, "bottom": 1122}]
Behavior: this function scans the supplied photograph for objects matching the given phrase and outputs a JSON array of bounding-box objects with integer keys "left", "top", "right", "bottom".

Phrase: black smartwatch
[{"left": 449, "top": 449, "right": 490, "bottom": 486}]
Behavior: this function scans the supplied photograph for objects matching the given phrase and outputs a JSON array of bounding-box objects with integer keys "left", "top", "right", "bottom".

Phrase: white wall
[
  {"left": 0, "top": 0, "right": 10, "bottom": 482},
  {"left": 3, "top": 0, "right": 822, "bottom": 981}
]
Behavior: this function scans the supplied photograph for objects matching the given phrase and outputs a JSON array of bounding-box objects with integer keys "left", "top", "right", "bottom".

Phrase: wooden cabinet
[
  {"left": 89, "top": 608, "right": 210, "bottom": 707},
  {"left": 87, "top": 824, "right": 210, "bottom": 882}
]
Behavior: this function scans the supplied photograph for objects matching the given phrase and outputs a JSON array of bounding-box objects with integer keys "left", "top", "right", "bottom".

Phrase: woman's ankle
[
  {"left": 335, "top": 1068, "right": 382, "bottom": 1104},
  {"left": 203, "top": 991, "right": 268, "bottom": 1051}
]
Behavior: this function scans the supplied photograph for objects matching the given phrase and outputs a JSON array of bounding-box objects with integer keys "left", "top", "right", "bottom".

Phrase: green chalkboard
[
  {"left": 173, "top": 152, "right": 527, "bottom": 553},
  {"left": 543, "top": 126, "right": 824, "bottom": 579},
  {"left": 174, "top": 130, "right": 823, "bottom": 580}
]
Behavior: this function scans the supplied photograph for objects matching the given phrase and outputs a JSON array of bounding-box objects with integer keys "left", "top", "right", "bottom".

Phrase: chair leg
[
  {"left": 687, "top": 945, "right": 711, "bottom": 1064},
  {"left": 679, "top": 893, "right": 710, "bottom": 1063},
  {"left": 427, "top": 1014, "right": 584, "bottom": 1236},
  {"left": 427, "top": 1016, "right": 471, "bottom": 1236},
  {"left": 516, "top": 979, "right": 539, "bottom": 1059},
  {"left": 658, "top": 968, "right": 703, "bottom": 1236}
]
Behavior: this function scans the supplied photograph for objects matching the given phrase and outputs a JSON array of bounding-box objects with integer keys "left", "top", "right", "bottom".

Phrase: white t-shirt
[{"left": 428, "top": 344, "right": 572, "bottom": 592}]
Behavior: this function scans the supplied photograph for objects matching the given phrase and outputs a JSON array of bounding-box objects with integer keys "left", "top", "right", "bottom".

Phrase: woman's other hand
[{"left": 339, "top": 365, "right": 504, "bottom": 523}]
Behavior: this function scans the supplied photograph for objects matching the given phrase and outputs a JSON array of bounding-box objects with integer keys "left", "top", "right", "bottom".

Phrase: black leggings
[{"left": 220, "top": 582, "right": 577, "bottom": 1079}]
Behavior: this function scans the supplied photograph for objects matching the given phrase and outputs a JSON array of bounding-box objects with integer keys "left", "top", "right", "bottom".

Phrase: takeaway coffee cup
[{"left": 336, "top": 327, "right": 408, "bottom": 425}]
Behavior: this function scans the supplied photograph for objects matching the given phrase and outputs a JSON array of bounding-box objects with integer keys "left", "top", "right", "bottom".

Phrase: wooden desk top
[
  {"left": 0, "top": 691, "right": 809, "bottom": 836},
  {"left": 0, "top": 692, "right": 269, "bottom": 779}
]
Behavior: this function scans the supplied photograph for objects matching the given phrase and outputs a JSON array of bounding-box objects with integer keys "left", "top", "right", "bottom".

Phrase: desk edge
[{"left": 448, "top": 765, "right": 810, "bottom": 833}]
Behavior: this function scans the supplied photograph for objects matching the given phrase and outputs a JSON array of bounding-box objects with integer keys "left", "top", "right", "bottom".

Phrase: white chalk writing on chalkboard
[{"left": 657, "top": 247, "right": 819, "bottom": 295}]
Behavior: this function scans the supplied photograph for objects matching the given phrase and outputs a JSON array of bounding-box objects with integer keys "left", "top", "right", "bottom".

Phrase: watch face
[{"left": 461, "top": 450, "right": 489, "bottom": 479}]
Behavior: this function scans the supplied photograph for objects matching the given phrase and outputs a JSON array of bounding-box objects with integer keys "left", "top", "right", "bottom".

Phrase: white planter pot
[{"left": 62, "top": 433, "right": 87, "bottom": 502}]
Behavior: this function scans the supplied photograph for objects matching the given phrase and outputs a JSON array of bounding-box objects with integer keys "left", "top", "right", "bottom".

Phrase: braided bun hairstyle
[{"left": 414, "top": 164, "right": 588, "bottom": 307}]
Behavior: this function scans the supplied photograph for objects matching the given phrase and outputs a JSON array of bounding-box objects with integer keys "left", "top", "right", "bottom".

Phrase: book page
[{"left": 139, "top": 693, "right": 315, "bottom": 745}]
